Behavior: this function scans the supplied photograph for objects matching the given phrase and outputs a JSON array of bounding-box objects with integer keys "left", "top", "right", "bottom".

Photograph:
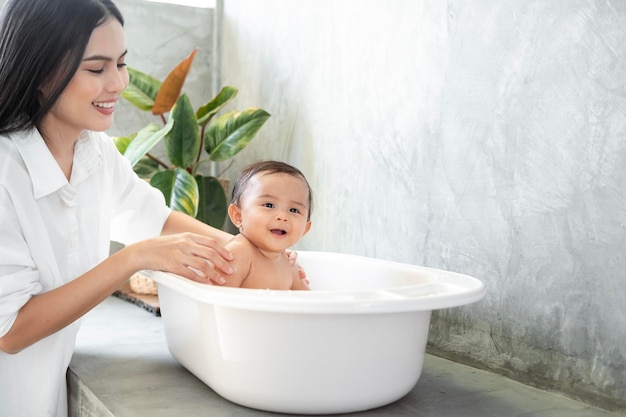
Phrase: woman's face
[{"left": 41, "top": 18, "right": 129, "bottom": 140}]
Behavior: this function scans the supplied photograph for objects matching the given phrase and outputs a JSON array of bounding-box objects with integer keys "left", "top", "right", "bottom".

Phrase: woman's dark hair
[
  {"left": 232, "top": 160, "right": 314, "bottom": 220},
  {"left": 0, "top": 0, "right": 124, "bottom": 135}
]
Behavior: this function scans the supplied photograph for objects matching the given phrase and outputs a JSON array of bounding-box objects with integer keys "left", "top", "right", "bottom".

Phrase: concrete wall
[
  {"left": 216, "top": 0, "right": 626, "bottom": 410},
  {"left": 110, "top": 0, "right": 215, "bottom": 140}
]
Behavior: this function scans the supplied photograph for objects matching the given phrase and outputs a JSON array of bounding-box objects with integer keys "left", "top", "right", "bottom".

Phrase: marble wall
[{"left": 216, "top": 0, "right": 626, "bottom": 410}]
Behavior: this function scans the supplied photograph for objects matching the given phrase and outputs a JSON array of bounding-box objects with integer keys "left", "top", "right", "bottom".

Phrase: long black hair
[{"left": 0, "top": 0, "right": 124, "bottom": 135}]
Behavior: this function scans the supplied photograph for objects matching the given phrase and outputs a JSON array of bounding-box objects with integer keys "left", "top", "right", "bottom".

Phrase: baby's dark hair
[{"left": 231, "top": 160, "right": 313, "bottom": 220}]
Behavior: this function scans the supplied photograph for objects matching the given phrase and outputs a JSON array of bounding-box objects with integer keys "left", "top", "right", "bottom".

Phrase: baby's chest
[{"left": 248, "top": 258, "right": 294, "bottom": 290}]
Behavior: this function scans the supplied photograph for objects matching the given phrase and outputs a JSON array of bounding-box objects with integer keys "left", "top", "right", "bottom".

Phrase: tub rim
[{"left": 146, "top": 250, "right": 486, "bottom": 314}]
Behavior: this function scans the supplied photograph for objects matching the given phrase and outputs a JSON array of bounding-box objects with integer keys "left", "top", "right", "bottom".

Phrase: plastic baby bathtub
[{"left": 147, "top": 250, "right": 486, "bottom": 414}]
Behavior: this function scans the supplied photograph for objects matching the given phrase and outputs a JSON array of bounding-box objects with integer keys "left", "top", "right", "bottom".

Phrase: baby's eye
[
  {"left": 290, "top": 208, "right": 300, "bottom": 214},
  {"left": 263, "top": 203, "right": 274, "bottom": 208}
]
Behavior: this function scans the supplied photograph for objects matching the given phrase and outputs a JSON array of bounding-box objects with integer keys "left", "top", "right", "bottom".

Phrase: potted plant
[{"left": 113, "top": 48, "right": 270, "bottom": 229}]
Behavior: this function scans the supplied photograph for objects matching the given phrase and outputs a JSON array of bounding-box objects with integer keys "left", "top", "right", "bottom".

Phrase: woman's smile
[{"left": 92, "top": 100, "right": 116, "bottom": 115}]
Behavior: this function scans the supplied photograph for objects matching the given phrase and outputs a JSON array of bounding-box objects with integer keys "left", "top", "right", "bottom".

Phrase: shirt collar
[
  {"left": 12, "top": 129, "right": 103, "bottom": 200},
  {"left": 72, "top": 131, "right": 103, "bottom": 186}
]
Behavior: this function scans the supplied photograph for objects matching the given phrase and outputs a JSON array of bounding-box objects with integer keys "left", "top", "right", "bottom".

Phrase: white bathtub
[{"left": 147, "top": 250, "right": 486, "bottom": 415}]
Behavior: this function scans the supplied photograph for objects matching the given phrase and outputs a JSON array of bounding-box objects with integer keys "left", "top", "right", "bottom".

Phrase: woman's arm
[
  {"left": 0, "top": 243, "right": 141, "bottom": 354},
  {"left": 0, "top": 212, "right": 234, "bottom": 355},
  {"left": 159, "top": 210, "right": 235, "bottom": 282},
  {"left": 161, "top": 210, "right": 233, "bottom": 244}
]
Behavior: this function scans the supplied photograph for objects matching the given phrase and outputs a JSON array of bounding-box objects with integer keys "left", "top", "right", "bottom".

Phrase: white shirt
[{"left": 0, "top": 128, "right": 171, "bottom": 417}]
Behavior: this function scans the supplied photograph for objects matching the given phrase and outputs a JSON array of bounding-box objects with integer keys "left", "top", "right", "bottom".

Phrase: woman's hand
[
  {"left": 127, "top": 233, "right": 234, "bottom": 285},
  {"left": 285, "top": 250, "right": 309, "bottom": 286}
]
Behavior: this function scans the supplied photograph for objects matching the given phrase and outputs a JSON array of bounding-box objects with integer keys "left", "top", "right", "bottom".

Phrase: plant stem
[
  {"left": 146, "top": 153, "right": 170, "bottom": 170},
  {"left": 193, "top": 125, "right": 206, "bottom": 175},
  {"left": 216, "top": 160, "right": 235, "bottom": 178}
]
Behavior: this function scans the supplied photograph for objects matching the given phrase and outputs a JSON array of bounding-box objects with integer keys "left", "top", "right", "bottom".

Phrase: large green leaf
[
  {"left": 165, "top": 94, "right": 200, "bottom": 169},
  {"left": 132, "top": 157, "right": 160, "bottom": 180},
  {"left": 195, "top": 175, "right": 227, "bottom": 228},
  {"left": 204, "top": 108, "right": 271, "bottom": 162},
  {"left": 196, "top": 86, "right": 238, "bottom": 127},
  {"left": 121, "top": 67, "right": 161, "bottom": 111},
  {"left": 123, "top": 118, "right": 174, "bottom": 167},
  {"left": 114, "top": 135, "right": 159, "bottom": 179},
  {"left": 112, "top": 134, "right": 133, "bottom": 154},
  {"left": 150, "top": 168, "right": 199, "bottom": 216}
]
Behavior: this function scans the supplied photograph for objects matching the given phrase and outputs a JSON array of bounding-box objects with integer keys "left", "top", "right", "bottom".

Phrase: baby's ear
[
  {"left": 227, "top": 204, "right": 243, "bottom": 228},
  {"left": 302, "top": 221, "right": 312, "bottom": 236}
]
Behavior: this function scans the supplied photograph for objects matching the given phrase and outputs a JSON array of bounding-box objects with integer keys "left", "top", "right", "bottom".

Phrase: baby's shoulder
[
  {"left": 227, "top": 234, "right": 257, "bottom": 253},
  {"left": 225, "top": 234, "right": 261, "bottom": 269},
  {"left": 220, "top": 234, "right": 256, "bottom": 287}
]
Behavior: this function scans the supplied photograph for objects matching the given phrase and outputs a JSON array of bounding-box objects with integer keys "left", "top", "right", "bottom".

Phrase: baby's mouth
[{"left": 271, "top": 229, "right": 286, "bottom": 235}]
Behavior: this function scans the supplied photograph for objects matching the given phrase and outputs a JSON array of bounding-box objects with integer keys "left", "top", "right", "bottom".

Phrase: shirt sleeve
[
  {"left": 0, "top": 186, "right": 42, "bottom": 338},
  {"left": 102, "top": 134, "right": 172, "bottom": 244}
]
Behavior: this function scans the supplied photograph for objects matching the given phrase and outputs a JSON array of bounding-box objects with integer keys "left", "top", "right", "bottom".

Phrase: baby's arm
[
  {"left": 222, "top": 236, "right": 253, "bottom": 288},
  {"left": 290, "top": 263, "right": 310, "bottom": 290}
]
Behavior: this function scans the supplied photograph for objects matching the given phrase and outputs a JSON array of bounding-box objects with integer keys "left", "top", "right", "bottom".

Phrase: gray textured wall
[{"left": 216, "top": 0, "right": 626, "bottom": 410}]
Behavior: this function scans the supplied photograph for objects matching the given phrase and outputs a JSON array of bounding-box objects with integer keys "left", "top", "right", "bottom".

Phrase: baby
[{"left": 224, "top": 160, "right": 313, "bottom": 290}]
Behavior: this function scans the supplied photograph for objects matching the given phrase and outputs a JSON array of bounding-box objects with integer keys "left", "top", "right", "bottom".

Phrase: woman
[{"left": 0, "top": 1, "right": 237, "bottom": 415}]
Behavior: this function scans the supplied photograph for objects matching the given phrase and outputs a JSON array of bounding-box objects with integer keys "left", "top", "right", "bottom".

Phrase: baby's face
[{"left": 236, "top": 172, "right": 311, "bottom": 253}]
